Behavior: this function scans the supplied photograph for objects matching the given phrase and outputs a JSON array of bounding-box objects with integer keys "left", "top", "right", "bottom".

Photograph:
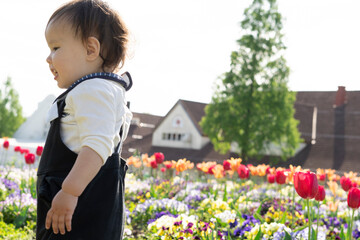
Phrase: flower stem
[
  {"left": 316, "top": 201, "right": 320, "bottom": 240},
  {"left": 349, "top": 208, "right": 355, "bottom": 240},
  {"left": 307, "top": 199, "right": 312, "bottom": 239},
  {"left": 292, "top": 187, "right": 295, "bottom": 227}
]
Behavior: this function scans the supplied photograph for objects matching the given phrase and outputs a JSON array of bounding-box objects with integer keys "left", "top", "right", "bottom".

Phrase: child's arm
[{"left": 45, "top": 146, "right": 103, "bottom": 235}]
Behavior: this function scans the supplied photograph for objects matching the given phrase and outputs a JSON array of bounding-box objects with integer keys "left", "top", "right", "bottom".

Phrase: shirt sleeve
[{"left": 65, "top": 80, "right": 119, "bottom": 164}]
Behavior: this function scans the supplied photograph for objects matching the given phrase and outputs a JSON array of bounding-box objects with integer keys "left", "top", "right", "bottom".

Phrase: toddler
[{"left": 36, "top": 0, "right": 132, "bottom": 239}]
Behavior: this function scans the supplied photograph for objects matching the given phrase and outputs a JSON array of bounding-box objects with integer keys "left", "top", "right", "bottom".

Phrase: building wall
[
  {"left": 152, "top": 104, "right": 207, "bottom": 149},
  {"left": 14, "top": 95, "right": 55, "bottom": 140}
]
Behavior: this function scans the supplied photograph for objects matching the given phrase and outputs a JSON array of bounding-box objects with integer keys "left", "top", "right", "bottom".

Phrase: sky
[{"left": 1, "top": 0, "right": 360, "bottom": 117}]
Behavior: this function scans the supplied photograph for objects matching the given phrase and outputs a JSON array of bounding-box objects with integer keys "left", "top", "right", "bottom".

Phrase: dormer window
[{"left": 162, "top": 132, "right": 185, "bottom": 141}]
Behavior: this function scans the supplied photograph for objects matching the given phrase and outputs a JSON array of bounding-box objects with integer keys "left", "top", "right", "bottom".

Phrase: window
[{"left": 162, "top": 132, "right": 185, "bottom": 141}]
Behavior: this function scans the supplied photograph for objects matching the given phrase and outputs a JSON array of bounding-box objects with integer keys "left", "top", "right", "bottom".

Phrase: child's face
[{"left": 45, "top": 20, "right": 100, "bottom": 89}]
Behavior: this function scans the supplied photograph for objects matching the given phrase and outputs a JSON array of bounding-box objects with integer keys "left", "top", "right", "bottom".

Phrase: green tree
[
  {"left": 0, "top": 77, "right": 25, "bottom": 137},
  {"left": 200, "top": 0, "right": 301, "bottom": 161}
]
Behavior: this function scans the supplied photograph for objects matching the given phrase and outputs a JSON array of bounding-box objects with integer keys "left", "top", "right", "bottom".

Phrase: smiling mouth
[{"left": 50, "top": 67, "right": 58, "bottom": 80}]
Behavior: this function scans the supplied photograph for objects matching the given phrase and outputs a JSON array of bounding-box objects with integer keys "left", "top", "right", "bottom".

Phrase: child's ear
[{"left": 86, "top": 37, "right": 101, "bottom": 61}]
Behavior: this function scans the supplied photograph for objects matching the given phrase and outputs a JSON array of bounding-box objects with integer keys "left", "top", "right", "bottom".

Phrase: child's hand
[{"left": 45, "top": 189, "right": 78, "bottom": 235}]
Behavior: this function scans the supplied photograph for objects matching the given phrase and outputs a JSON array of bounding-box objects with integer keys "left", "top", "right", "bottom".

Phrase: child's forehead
[{"left": 45, "top": 18, "right": 76, "bottom": 38}]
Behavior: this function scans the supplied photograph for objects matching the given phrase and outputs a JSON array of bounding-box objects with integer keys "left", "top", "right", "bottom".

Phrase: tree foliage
[
  {"left": 0, "top": 77, "right": 25, "bottom": 137},
  {"left": 200, "top": 0, "right": 301, "bottom": 160}
]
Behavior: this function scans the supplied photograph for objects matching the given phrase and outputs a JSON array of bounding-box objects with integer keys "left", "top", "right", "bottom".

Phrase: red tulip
[
  {"left": 14, "top": 146, "right": 22, "bottom": 152},
  {"left": 21, "top": 148, "right": 29, "bottom": 155},
  {"left": 294, "top": 171, "right": 318, "bottom": 199},
  {"left": 25, "top": 153, "right": 35, "bottom": 165},
  {"left": 36, "top": 146, "right": 44, "bottom": 156},
  {"left": 154, "top": 152, "right": 164, "bottom": 164},
  {"left": 265, "top": 167, "right": 271, "bottom": 174},
  {"left": 208, "top": 165, "right": 216, "bottom": 175},
  {"left": 275, "top": 170, "right": 287, "bottom": 184},
  {"left": 315, "top": 185, "right": 326, "bottom": 201},
  {"left": 352, "top": 182, "right": 358, "bottom": 188},
  {"left": 164, "top": 162, "right": 172, "bottom": 169},
  {"left": 150, "top": 160, "right": 158, "bottom": 169},
  {"left": 223, "top": 160, "right": 231, "bottom": 171},
  {"left": 160, "top": 167, "right": 166, "bottom": 173},
  {"left": 318, "top": 173, "right": 326, "bottom": 181},
  {"left": 3, "top": 140, "right": 9, "bottom": 149},
  {"left": 267, "top": 174, "right": 275, "bottom": 184},
  {"left": 340, "top": 176, "right": 352, "bottom": 192},
  {"left": 347, "top": 187, "right": 360, "bottom": 209},
  {"left": 237, "top": 164, "right": 249, "bottom": 179}
]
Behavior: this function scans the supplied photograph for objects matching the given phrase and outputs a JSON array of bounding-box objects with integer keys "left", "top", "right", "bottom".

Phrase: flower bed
[{"left": 1, "top": 141, "right": 360, "bottom": 239}]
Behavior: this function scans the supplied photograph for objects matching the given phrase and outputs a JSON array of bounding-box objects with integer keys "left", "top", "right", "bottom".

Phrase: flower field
[{"left": 1, "top": 138, "right": 360, "bottom": 239}]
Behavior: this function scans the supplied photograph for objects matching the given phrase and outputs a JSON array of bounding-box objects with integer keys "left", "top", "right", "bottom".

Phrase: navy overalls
[{"left": 36, "top": 72, "right": 132, "bottom": 240}]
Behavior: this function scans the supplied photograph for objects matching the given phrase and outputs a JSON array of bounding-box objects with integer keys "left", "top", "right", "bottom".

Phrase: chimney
[{"left": 334, "top": 86, "right": 346, "bottom": 107}]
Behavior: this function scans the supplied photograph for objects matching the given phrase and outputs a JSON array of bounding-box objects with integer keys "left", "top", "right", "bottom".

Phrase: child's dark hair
[{"left": 48, "top": 0, "right": 128, "bottom": 72}]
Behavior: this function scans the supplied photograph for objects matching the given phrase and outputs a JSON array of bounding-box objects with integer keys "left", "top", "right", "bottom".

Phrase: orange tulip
[
  {"left": 175, "top": 158, "right": 193, "bottom": 172},
  {"left": 213, "top": 165, "right": 225, "bottom": 179},
  {"left": 327, "top": 181, "right": 338, "bottom": 198},
  {"left": 141, "top": 154, "right": 153, "bottom": 168},
  {"left": 287, "top": 165, "right": 302, "bottom": 184},
  {"left": 328, "top": 200, "right": 340, "bottom": 212},
  {"left": 225, "top": 157, "right": 242, "bottom": 172},
  {"left": 316, "top": 168, "right": 326, "bottom": 181},
  {"left": 127, "top": 156, "right": 142, "bottom": 168}
]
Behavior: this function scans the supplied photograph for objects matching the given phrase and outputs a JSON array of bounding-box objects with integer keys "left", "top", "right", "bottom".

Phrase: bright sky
[{"left": 1, "top": 0, "right": 360, "bottom": 117}]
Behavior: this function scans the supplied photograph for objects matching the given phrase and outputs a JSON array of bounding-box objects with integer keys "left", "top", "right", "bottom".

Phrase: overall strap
[
  {"left": 114, "top": 127, "right": 124, "bottom": 154},
  {"left": 54, "top": 72, "right": 133, "bottom": 103}
]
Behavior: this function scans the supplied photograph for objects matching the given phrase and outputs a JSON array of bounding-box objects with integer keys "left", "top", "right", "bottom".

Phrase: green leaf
[
  {"left": 253, "top": 212, "right": 264, "bottom": 224},
  {"left": 280, "top": 210, "right": 287, "bottom": 224},
  {"left": 284, "top": 231, "right": 292, "bottom": 240},
  {"left": 311, "top": 227, "right": 316, "bottom": 240},
  {"left": 228, "top": 230, "right": 233, "bottom": 240},
  {"left": 14, "top": 206, "right": 29, "bottom": 228},
  {"left": 340, "top": 226, "right": 346, "bottom": 240},
  {"left": 253, "top": 226, "right": 262, "bottom": 240},
  {"left": 223, "top": 183, "right": 227, "bottom": 202},
  {"left": 255, "top": 202, "right": 262, "bottom": 215},
  {"left": 346, "top": 219, "right": 351, "bottom": 239},
  {"left": 149, "top": 184, "right": 157, "bottom": 198},
  {"left": 293, "top": 225, "right": 307, "bottom": 233}
]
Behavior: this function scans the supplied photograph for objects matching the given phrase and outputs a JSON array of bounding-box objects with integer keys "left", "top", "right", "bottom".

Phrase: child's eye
[{"left": 52, "top": 47, "right": 59, "bottom": 51}]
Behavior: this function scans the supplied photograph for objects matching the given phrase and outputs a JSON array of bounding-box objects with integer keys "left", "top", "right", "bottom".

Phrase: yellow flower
[
  {"left": 327, "top": 181, "right": 338, "bottom": 197},
  {"left": 328, "top": 200, "right": 340, "bottom": 212},
  {"left": 145, "top": 192, "right": 151, "bottom": 198},
  {"left": 213, "top": 164, "right": 225, "bottom": 178}
]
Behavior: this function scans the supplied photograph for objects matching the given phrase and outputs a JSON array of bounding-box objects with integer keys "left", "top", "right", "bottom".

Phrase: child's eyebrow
[{"left": 46, "top": 39, "right": 59, "bottom": 45}]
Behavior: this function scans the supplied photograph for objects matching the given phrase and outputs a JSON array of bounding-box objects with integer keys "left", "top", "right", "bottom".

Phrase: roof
[
  {"left": 152, "top": 99, "right": 207, "bottom": 136},
  {"left": 294, "top": 90, "right": 360, "bottom": 171},
  {"left": 179, "top": 100, "right": 207, "bottom": 135},
  {"left": 122, "top": 90, "right": 360, "bottom": 172}
]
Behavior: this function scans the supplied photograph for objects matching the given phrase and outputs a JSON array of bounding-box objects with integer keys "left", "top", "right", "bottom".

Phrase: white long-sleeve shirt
[{"left": 47, "top": 78, "right": 132, "bottom": 164}]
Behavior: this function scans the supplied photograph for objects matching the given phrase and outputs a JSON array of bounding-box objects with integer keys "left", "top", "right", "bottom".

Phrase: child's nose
[{"left": 46, "top": 54, "right": 51, "bottom": 64}]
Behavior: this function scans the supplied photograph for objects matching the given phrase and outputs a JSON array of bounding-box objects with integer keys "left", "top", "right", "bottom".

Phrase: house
[
  {"left": 122, "top": 87, "right": 360, "bottom": 172},
  {"left": 121, "top": 101, "right": 238, "bottom": 163},
  {"left": 14, "top": 95, "right": 55, "bottom": 140}
]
